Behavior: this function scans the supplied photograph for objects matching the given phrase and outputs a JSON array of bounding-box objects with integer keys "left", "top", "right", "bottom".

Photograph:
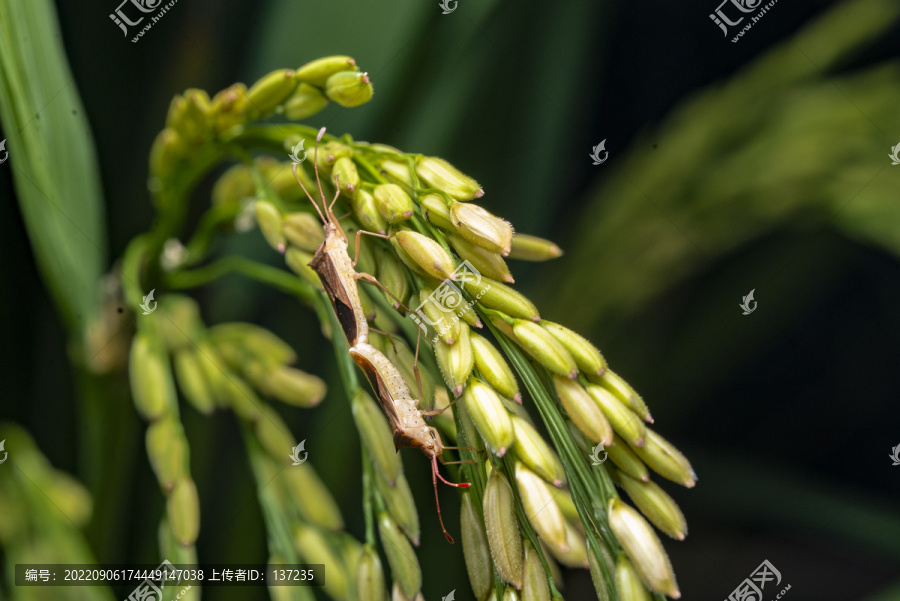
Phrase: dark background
[{"left": 2, "top": 0, "right": 900, "bottom": 599}]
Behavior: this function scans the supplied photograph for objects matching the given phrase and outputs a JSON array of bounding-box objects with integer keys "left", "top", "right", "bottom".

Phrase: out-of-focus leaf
[
  {"left": 0, "top": 0, "right": 106, "bottom": 347},
  {"left": 547, "top": 0, "right": 900, "bottom": 333}
]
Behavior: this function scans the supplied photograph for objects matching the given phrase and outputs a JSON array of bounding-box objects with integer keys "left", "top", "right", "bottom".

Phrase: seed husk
[
  {"left": 376, "top": 470, "right": 421, "bottom": 546},
  {"left": 435, "top": 323, "right": 475, "bottom": 397},
  {"left": 246, "top": 69, "right": 299, "bottom": 120},
  {"left": 450, "top": 202, "right": 512, "bottom": 254},
  {"left": 146, "top": 418, "right": 189, "bottom": 491},
  {"left": 448, "top": 234, "right": 514, "bottom": 283},
  {"left": 541, "top": 320, "right": 607, "bottom": 376},
  {"left": 129, "top": 331, "right": 175, "bottom": 421},
  {"left": 295, "top": 55, "right": 358, "bottom": 87},
  {"left": 608, "top": 499, "right": 680, "bottom": 598},
  {"left": 508, "top": 234, "right": 563, "bottom": 262},
  {"left": 616, "top": 471, "right": 687, "bottom": 541},
  {"left": 281, "top": 463, "right": 344, "bottom": 532},
  {"left": 325, "top": 70, "right": 374, "bottom": 108},
  {"left": 553, "top": 376, "right": 613, "bottom": 446},
  {"left": 416, "top": 156, "right": 483, "bottom": 200},
  {"left": 374, "top": 183, "right": 415, "bottom": 223},
  {"left": 167, "top": 477, "right": 200, "bottom": 546},
  {"left": 510, "top": 415, "right": 565, "bottom": 487},
  {"left": 627, "top": 429, "right": 696, "bottom": 488},
  {"left": 483, "top": 470, "right": 524, "bottom": 588},
  {"left": 460, "top": 491, "right": 493, "bottom": 601},
  {"left": 615, "top": 555, "right": 653, "bottom": 601},
  {"left": 464, "top": 379, "right": 515, "bottom": 456},
  {"left": 587, "top": 384, "right": 646, "bottom": 448},
  {"left": 471, "top": 332, "right": 521, "bottom": 402},
  {"left": 173, "top": 349, "right": 215, "bottom": 415},
  {"left": 514, "top": 463, "right": 568, "bottom": 553},
  {"left": 283, "top": 82, "right": 330, "bottom": 120},
  {"left": 514, "top": 322, "right": 576, "bottom": 378},
  {"left": 352, "top": 390, "right": 403, "bottom": 485},
  {"left": 378, "top": 513, "right": 422, "bottom": 599},
  {"left": 522, "top": 541, "right": 551, "bottom": 601},
  {"left": 356, "top": 545, "right": 388, "bottom": 601},
  {"left": 282, "top": 211, "right": 325, "bottom": 252},
  {"left": 607, "top": 435, "right": 651, "bottom": 482}
]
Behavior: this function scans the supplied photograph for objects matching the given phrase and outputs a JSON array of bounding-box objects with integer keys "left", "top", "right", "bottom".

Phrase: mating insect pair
[{"left": 292, "top": 128, "right": 473, "bottom": 543}]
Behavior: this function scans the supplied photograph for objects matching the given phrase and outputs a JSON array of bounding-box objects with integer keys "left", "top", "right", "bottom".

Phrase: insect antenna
[
  {"left": 313, "top": 126, "right": 328, "bottom": 209},
  {"left": 291, "top": 163, "right": 326, "bottom": 224}
]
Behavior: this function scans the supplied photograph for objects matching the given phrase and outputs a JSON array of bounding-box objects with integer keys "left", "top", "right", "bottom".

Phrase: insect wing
[
  {"left": 350, "top": 347, "right": 403, "bottom": 431},
  {"left": 310, "top": 244, "right": 361, "bottom": 344}
]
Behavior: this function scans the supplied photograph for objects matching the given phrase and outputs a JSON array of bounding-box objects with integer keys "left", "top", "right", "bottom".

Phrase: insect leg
[
  {"left": 420, "top": 393, "right": 462, "bottom": 416},
  {"left": 352, "top": 229, "right": 393, "bottom": 269}
]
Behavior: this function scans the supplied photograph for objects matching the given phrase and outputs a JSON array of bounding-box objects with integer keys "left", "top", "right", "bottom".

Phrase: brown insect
[{"left": 292, "top": 128, "right": 471, "bottom": 543}]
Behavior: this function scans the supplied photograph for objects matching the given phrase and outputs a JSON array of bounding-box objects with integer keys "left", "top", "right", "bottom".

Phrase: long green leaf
[{"left": 0, "top": 0, "right": 106, "bottom": 345}]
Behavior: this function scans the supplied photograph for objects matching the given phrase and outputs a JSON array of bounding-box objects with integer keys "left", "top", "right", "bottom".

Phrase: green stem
[
  {"left": 182, "top": 205, "right": 242, "bottom": 267},
  {"left": 353, "top": 155, "right": 389, "bottom": 185},
  {"left": 166, "top": 256, "right": 318, "bottom": 305},
  {"left": 362, "top": 448, "right": 376, "bottom": 547}
]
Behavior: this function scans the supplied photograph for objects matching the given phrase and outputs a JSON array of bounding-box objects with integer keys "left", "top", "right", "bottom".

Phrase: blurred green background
[{"left": 2, "top": 0, "right": 900, "bottom": 599}]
